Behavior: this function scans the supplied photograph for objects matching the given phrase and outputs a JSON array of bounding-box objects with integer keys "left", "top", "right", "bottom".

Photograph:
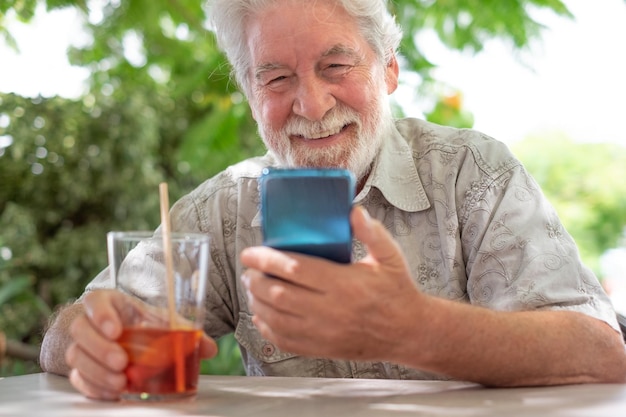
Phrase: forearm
[
  {"left": 39, "top": 303, "right": 84, "bottom": 376},
  {"left": 395, "top": 297, "right": 626, "bottom": 386}
]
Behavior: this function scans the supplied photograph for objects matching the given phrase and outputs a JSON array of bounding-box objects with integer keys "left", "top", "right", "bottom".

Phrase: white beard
[{"left": 258, "top": 94, "right": 394, "bottom": 183}]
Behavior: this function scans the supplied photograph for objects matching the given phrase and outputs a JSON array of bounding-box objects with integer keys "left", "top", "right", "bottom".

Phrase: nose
[{"left": 292, "top": 75, "right": 336, "bottom": 121}]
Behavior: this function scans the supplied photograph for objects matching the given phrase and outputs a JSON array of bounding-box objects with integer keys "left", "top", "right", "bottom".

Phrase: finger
[
  {"left": 243, "top": 269, "right": 313, "bottom": 317},
  {"left": 199, "top": 334, "right": 218, "bottom": 359},
  {"left": 351, "top": 205, "right": 407, "bottom": 267},
  {"left": 240, "top": 246, "right": 300, "bottom": 280},
  {"left": 68, "top": 368, "right": 121, "bottom": 401},
  {"left": 241, "top": 247, "right": 336, "bottom": 292},
  {"left": 244, "top": 271, "right": 324, "bottom": 346},
  {"left": 68, "top": 313, "right": 128, "bottom": 372},
  {"left": 251, "top": 309, "right": 317, "bottom": 354},
  {"left": 65, "top": 341, "right": 126, "bottom": 394},
  {"left": 81, "top": 290, "right": 125, "bottom": 340}
]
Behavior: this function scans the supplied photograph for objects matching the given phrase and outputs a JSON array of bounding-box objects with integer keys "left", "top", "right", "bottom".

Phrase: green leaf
[{"left": 0, "top": 276, "right": 31, "bottom": 306}]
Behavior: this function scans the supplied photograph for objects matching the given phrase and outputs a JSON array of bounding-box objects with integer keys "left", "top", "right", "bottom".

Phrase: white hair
[{"left": 206, "top": 0, "right": 403, "bottom": 96}]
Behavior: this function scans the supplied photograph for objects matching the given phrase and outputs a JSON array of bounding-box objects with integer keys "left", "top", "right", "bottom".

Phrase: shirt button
[{"left": 262, "top": 343, "right": 275, "bottom": 357}]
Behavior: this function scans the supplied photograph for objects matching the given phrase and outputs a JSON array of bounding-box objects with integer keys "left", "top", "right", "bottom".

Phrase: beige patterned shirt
[{"left": 86, "top": 118, "right": 620, "bottom": 379}]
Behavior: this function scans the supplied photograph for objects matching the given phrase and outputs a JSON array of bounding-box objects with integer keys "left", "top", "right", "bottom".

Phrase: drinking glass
[{"left": 107, "top": 231, "right": 209, "bottom": 401}]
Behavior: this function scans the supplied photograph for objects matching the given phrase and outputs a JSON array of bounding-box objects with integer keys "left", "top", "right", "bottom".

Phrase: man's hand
[
  {"left": 64, "top": 290, "right": 130, "bottom": 400},
  {"left": 240, "top": 205, "right": 426, "bottom": 361},
  {"left": 42, "top": 290, "right": 218, "bottom": 401},
  {"left": 241, "top": 206, "right": 626, "bottom": 386}
]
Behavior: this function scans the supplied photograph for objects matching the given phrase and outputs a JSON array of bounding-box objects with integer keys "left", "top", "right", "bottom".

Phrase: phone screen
[{"left": 260, "top": 168, "right": 355, "bottom": 263}]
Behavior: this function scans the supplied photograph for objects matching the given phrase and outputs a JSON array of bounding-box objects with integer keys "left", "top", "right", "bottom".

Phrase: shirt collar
[{"left": 354, "top": 121, "right": 430, "bottom": 212}]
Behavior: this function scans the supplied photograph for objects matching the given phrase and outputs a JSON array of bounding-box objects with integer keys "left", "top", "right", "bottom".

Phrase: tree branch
[{"left": 0, "top": 332, "right": 40, "bottom": 362}]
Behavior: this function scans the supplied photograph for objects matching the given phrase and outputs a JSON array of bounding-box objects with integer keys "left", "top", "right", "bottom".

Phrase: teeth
[{"left": 304, "top": 125, "right": 343, "bottom": 139}]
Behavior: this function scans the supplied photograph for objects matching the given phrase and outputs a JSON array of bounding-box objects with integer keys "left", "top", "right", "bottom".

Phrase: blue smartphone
[{"left": 260, "top": 167, "right": 355, "bottom": 264}]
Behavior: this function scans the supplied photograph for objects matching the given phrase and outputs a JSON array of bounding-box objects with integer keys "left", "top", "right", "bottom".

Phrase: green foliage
[
  {"left": 512, "top": 134, "right": 626, "bottom": 274},
  {"left": 1, "top": 93, "right": 161, "bottom": 301},
  {"left": 64, "top": 0, "right": 263, "bottom": 188},
  {"left": 424, "top": 91, "right": 474, "bottom": 128},
  {"left": 1, "top": 0, "right": 573, "bottom": 116},
  {"left": 389, "top": 0, "right": 571, "bottom": 79},
  {"left": 202, "top": 334, "right": 245, "bottom": 376},
  {"left": 0, "top": 235, "right": 48, "bottom": 376},
  {"left": 0, "top": 358, "right": 41, "bottom": 377},
  {"left": 0, "top": 89, "right": 255, "bottom": 375}
]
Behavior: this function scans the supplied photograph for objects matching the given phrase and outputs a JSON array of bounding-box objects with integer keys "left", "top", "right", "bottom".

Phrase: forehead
[{"left": 244, "top": 0, "right": 371, "bottom": 66}]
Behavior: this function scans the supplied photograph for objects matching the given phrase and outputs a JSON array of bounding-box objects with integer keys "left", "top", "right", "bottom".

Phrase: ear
[
  {"left": 247, "top": 90, "right": 259, "bottom": 122},
  {"left": 384, "top": 54, "right": 399, "bottom": 94},
  {"left": 250, "top": 105, "right": 259, "bottom": 122}
]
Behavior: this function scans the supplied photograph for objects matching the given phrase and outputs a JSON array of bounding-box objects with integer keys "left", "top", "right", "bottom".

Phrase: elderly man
[{"left": 40, "top": 0, "right": 626, "bottom": 400}]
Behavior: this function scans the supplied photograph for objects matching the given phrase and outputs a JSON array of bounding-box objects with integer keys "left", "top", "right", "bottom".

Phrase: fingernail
[
  {"left": 107, "top": 350, "right": 126, "bottom": 370},
  {"left": 357, "top": 206, "right": 373, "bottom": 230},
  {"left": 107, "top": 372, "right": 125, "bottom": 389},
  {"left": 241, "top": 247, "right": 256, "bottom": 258},
  {"left": 359, "top": 205, "right": 371, "bottom": 220},
  {"left": 102, "top": 320, "right": 116, "bottom": 339}
]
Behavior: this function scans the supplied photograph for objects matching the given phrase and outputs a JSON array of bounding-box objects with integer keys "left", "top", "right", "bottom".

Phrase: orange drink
[{"left": 118, "top": 327, "right": 202, "bottom": 399}]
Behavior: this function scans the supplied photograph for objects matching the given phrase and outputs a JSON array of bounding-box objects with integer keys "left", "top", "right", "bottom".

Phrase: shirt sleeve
[{"left": 462, "top": 162, "right": 620, "bottom": 332}]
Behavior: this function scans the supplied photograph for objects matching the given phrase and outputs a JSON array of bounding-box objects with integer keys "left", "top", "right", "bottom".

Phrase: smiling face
[{"left": 244, "top": 0, "right": 399, "bottom": 182}]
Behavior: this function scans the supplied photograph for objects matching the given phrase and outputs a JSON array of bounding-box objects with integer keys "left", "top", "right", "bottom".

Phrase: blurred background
[{"left": 1, "top": 0, "right": 625, "bottom": 377}]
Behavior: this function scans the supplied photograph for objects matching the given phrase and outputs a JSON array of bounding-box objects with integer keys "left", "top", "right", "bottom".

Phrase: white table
[{"left": 1, "top": 373, "right": 626, "bottom": 416}]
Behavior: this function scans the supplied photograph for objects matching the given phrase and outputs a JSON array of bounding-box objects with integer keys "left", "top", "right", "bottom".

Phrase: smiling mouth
[{"left": 294, "top": 123, "right": 351, "bottom": 140}]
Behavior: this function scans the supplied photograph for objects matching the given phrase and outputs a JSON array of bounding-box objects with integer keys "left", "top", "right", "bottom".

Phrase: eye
[
  {"left": 259, "top": 72, "right": 292, "bottom": 89},
  {"left": 268, "top": 75, "right": 288, "bottom": 85},
  {"left": 323, "top": 63, "right": 352, "bottom": 77}
]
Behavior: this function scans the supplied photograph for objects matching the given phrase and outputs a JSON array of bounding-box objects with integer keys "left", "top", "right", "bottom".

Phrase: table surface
[{"left": 1, "top": 373, "right": 626, "bottom": 416}]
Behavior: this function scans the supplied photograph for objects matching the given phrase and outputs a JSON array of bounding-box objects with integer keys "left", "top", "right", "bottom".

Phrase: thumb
[{"left": 351, "top": 206, "right": 406, "bottom": 267}]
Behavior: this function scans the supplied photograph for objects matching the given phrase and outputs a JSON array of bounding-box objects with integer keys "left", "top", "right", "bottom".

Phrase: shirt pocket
[{"left": 234, "top": 312, "right": 323, "bottom": 376}]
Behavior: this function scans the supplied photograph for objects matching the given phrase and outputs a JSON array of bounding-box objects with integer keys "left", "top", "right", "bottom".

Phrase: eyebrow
[
  {"left": 254, "top": 63, "right": 285, "bottom": 81},
  {"left": 321, "top": 44, "right": 363, "bottom": 61}
]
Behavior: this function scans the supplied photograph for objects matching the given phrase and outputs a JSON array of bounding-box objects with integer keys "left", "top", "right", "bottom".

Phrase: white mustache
[{"left": 284, "top": 107, "right": 359, "bottom": 139}]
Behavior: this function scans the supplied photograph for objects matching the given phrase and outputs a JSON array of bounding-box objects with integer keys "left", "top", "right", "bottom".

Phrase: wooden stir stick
[{"left": 159, "top": 182, "right": 185, "bottom": 393}]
